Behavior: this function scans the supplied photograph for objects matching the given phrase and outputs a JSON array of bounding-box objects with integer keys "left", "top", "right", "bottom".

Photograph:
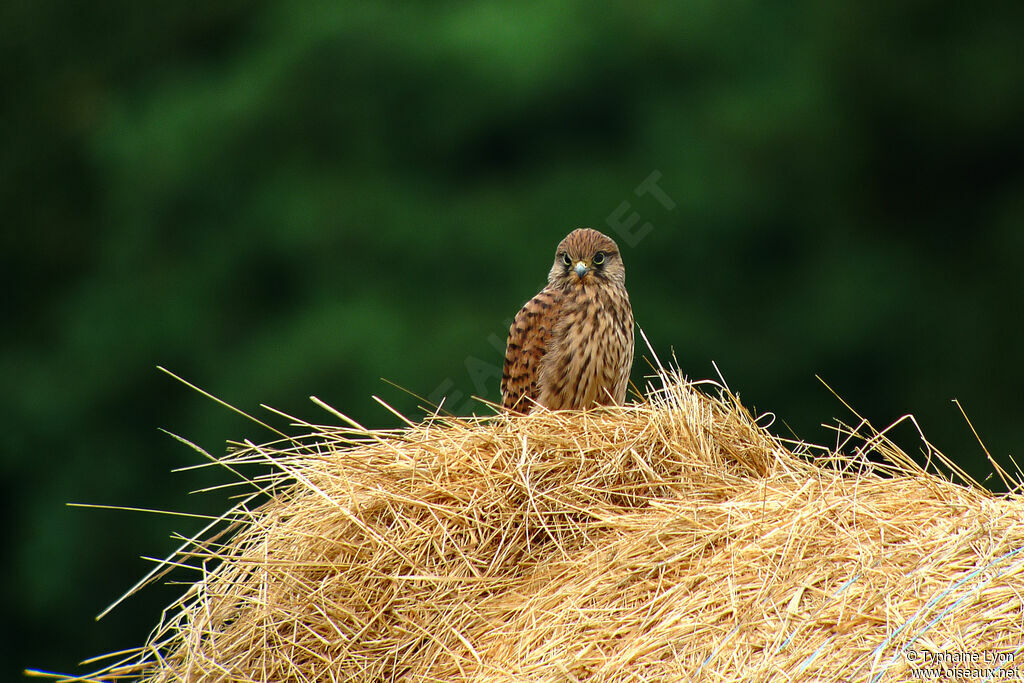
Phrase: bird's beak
[{"left": 574, "top": 261, "right": 589, "bottom": 278}]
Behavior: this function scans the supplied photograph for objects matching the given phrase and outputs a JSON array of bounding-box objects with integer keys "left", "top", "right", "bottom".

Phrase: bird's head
[{"left": 548, "top": 228, "right": 625, "bottom": 288}]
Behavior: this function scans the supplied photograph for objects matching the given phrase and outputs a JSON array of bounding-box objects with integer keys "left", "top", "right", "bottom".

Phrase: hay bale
[{"left": 60, "top": 376, "right": 1024, "bottom": 681}]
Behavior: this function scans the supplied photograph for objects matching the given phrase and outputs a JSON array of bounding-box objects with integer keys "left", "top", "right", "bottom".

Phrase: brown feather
[{"left": 501, "top": 287, "right": 563, "bottom": 412}]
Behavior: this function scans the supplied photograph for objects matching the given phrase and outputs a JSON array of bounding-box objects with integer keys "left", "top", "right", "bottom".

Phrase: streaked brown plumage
[{"left": 501, "top": 228, "right": 634, "bottom": 412}]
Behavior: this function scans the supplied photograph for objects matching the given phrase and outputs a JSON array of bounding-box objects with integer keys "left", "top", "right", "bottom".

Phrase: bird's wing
[{"left": 501, "top": 287, "right": 562, "bottom": 412}]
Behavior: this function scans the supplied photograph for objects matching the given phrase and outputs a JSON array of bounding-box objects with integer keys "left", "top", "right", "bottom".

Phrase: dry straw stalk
[{"left": 38, "top": 373, "right": 1024, "bottom": 681}]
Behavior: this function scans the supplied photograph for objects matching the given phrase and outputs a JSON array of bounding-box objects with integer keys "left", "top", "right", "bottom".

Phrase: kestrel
[{"left": 501, "top": 228, "right": 635, "bottom": 413}]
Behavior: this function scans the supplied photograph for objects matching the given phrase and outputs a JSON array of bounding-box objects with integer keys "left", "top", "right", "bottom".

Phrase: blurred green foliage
[{"left": 3, "top": 0, "right": 1022, "bottom": 676}]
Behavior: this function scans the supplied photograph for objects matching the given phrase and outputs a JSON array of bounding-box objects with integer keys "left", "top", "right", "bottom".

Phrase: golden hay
[{"left": 42, "top": 375, "right": 1024, "bottom": 681}]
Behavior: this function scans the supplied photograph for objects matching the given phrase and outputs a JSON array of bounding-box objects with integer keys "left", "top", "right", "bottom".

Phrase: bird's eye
[
  {"left": 593, "top": 251, "right": 606, "bottom": 265},
  {"left": 562, "top": 253, "right": 572, "bottom": 266}
]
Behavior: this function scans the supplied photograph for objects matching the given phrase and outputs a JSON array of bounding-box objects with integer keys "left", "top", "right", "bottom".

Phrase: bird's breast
[{"left": 538, "top": 283, "right": 634, "bottom": 410}]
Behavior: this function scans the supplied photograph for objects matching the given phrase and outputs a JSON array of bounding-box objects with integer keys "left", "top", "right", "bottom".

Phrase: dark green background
[{"left": 4, "top": 1, "right": 1022, "bottom": 676}]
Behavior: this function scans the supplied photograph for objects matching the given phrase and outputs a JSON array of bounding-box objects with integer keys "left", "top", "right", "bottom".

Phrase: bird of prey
[{"left": 501, "top": 228, "right": 634, "bottom": 412}]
